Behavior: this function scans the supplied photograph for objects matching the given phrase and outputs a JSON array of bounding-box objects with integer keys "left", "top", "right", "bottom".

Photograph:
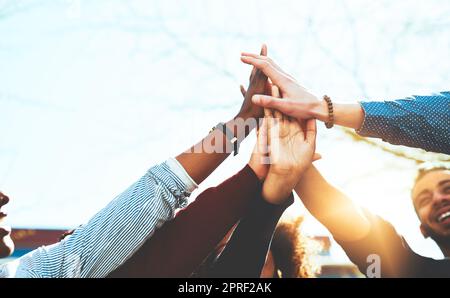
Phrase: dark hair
[{"left": 271, "top": 216, "right": 320, "bottom": 278}]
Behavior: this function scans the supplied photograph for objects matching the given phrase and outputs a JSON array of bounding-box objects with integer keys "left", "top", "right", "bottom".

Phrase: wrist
[
  {"left": 262, "top": 172, "right": 299, "bottom": 205},
  {"left": 262, "top": 183, "right": 292, "bottom": 205},
  {"left": 227, "top": 116, "right": 257, "bottom": 139},
  {"left": 333, "top": 103, "right": 365, "bottom": 130},
  {"left": 310, "top": 99, "right": 329, "bottom": 122},
  {"left": 247, "top": 161, "right": 266, "bottom": 181}
]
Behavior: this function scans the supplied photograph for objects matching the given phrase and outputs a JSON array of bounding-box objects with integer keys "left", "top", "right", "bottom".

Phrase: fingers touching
[{"left": 241, "top": 55, "right": 293, "bottom": 90}]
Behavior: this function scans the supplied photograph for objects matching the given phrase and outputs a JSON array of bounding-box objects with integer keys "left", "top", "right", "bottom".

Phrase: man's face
[
  {"left": 0, "top": 192, "right": 14, "bottom": 258},
  {"left": 412, "top": 170, "right": 450, "bottom": 239}
]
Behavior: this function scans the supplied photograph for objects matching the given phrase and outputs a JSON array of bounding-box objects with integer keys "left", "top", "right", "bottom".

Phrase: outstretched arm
[
  {"left": 107, "top": 163, "right": 264, "bottom": 278},
  {"left": 2, "top": 159, "right": 196, "bottom": 278},
  {"left": 107, "top": 120, "right": 274, "bottom": 278},
  {"left": 294, "top": 165, "right": 371, "bottom": 242},
  {"left": 294, "top": 165, "right": 447, "bottom": 277},
  {"left": 0, "top": 46, "right": 270, "bottom": 278},
  {"left": 241, "top": 52, "right": 450, "bottom": 154},
  {"left": 206, "top": 195, "right": 293, "bottom": 278}
]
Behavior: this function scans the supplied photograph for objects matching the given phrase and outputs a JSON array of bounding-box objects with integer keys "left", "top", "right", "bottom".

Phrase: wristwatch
[{"left": 210, "top": 122, "right": 239, "bottom": 156}]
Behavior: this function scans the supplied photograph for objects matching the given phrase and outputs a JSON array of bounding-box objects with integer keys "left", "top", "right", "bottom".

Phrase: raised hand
[
  {"left": 240, "top": 53, "right": 329, "bottom": 122},
  {"left": 236, "top": 45, "right": 269, "bottom": 121},
  {"left": 260, "top": 86, "right": 318, "bottom": 205}
]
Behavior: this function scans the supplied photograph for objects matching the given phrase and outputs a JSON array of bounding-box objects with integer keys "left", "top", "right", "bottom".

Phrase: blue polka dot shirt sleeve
[{"left": 356, "top": 91, "right": 450, "bottom": 154}]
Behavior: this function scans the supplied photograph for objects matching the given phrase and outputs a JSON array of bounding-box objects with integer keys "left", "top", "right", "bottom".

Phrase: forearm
[
  {"left": 262, "top": 173, "right": 295, "bottom": 204},
  {"left": 11, "top": 160, "right": 193, "bottom": 278},
  {"left": 107, "top": 165, "right": 262, "bottom": 278},
  {"left": 209, "top": 195, "right": 293, "bottom": 278},
  {"left": 176, "top": 116, "right": 254, "bottom": 184},
  {"left": 356, "top": 92, "right": 450, "bottom": 154},
  {"left": 294, "top": 166, "right": 370, "bottom": 242},
  {"left": 311, "top": 100, "right": 364, "bottom": 130}
]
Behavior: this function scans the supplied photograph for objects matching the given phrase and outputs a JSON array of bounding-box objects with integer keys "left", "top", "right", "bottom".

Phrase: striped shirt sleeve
[
  {"left": 1, "top": 158, "right": 196, "bottom": 278},
  {"left": 357, "top": 91, "right": 450, "bottom": 154}
]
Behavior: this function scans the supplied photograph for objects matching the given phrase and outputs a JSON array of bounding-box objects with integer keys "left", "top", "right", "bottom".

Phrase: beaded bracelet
[{"left": 323, "top": 95, "right": 334, "bottom": 129}]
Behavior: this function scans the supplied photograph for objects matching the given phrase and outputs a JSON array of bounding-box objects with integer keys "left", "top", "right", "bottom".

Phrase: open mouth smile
[{"left": 437, "top": 211, "right": 450, "bottom": 223}]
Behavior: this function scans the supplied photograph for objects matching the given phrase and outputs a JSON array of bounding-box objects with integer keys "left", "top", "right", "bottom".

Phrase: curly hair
[
  {"left": 193, "top": 216, "right": 321, "bottom": 278},
  {"left": 271, "top": 216, "right": 321, "bottom": 278}
]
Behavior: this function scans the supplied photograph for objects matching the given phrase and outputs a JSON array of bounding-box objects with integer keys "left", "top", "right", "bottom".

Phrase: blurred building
[{"left": 0, "top": 228, "right": 67, "bottom": 264}]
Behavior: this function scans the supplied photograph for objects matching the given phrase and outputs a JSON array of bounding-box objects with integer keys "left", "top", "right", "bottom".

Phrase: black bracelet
[
  {"left": 323, "top": 95, "right": 334, "bottom": 129},
  {"left": 210, "top": 122, "right": 239, "bottom": 156}
]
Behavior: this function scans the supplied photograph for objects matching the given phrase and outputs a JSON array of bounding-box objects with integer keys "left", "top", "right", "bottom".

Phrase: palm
[
  {"left": 261, "top": 111, "right": 317, "bottom": 205},
  {"left": 240, "top": 53, "right": 321, "bottom": 120},
  {"left": 269, "top": 119, "right": 312, "bottom": 176}
]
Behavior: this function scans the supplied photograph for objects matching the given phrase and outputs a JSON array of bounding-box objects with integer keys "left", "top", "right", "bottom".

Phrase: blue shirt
[
  {"left": 357, "top": 91, "right": 450, "bottom": 154},
  {"left": 0, "top": 158, "right": 197, "bottom": 278}
]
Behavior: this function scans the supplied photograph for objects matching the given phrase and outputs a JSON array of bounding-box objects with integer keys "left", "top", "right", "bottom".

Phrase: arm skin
[
  {"left": 294, "top": 165, "right": 371, "bottom": 242},
  {"left": 107, "top": 84, "right": 311, "bottom": 278},
  {"left": 295, "top": 166, "right": 450, "bottom": 277},
  {"left": 106, "top": 57, "right": 271, "bottom": 277},
  {"left": 201, "top": 87, "right": 317, "bottom": 278},
  {"left": 310, "top": 101, "right": 365, "bottom": 130},
  {"left": 239, "top": 52, "right": 364, "bottom": 131},
  {"left": 256, "top": 92, "right": 450, "bottom": 154},
  {"left": 311, "top": 93, "right": 450, "bottom": 154},
  {"left": 107, "top": 104, "right": 272, "bottom": 278}
]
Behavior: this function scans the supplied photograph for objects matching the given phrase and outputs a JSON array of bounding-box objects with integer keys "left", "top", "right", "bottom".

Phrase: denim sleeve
[{"left": 357, "top": 91, "right": 450, "bottom": 154}]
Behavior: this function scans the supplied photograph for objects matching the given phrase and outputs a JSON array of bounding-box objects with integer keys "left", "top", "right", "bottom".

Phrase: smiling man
[
  {"left": 412, "top": 164, "right": 450, "bottom": 258},
  {"left": 295, "top": 163, "right": 450, "bottom": 278}
]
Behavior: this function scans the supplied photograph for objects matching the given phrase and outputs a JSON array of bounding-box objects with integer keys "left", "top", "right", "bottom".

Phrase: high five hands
[
  {"left": 248, "top": 85, "right": 319, "bottom": 205},
  {"left": 240, "top": 52, "right": 323, "bottom": 118},
  {"left": 240, "top": 52, "right": 329, "bottom": 121}
]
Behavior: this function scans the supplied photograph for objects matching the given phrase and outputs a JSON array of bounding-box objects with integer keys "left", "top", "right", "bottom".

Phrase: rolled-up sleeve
[
  {"left": 357, "top": 91, "right": 450, "bottom": 154},
  {"left": 3, "top": 158, "right": 197, "bottom": 278}
]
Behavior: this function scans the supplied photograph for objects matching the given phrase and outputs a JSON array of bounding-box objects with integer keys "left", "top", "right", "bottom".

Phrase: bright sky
[{"left": 0, "top": 0, "right": 449, "bottom": 263}]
